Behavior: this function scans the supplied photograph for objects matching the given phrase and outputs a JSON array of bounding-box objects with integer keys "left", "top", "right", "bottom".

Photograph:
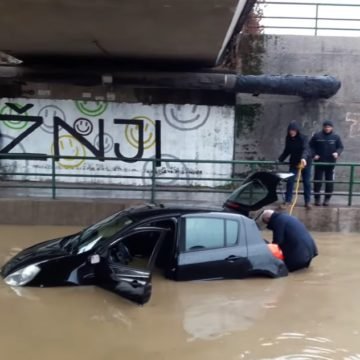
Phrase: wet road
[{"left": 0, "top": 226, "right": 359, "bottom": 360}]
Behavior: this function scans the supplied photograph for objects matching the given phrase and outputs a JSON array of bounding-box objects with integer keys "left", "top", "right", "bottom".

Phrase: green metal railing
[{"left": 0, "top": 153, "right": 359, "bottom": 206}]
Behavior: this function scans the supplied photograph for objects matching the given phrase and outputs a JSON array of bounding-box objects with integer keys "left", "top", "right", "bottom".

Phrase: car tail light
[
  {"left": 224, "top": 201, "right": 240, "bottom": 209},
  {"left": 267, "top": 244, "right": 284, "bottom": 260}
]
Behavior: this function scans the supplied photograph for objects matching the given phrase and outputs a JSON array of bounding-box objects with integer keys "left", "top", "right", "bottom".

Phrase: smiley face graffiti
[
  {"left": 73, "top": 118, "right": 94, "bottom": 136},
  {"left": 125, "top": 116, "right": 156, "bottom": 150},
  {"left": 38, "top": 105, "right": 66, "bottom": 134},
  {"left": 94, "top": 133, "right": 114, "bottom": 154},
  {"left": 75, "top": 100, "right": 108, "bottom": 117},
  {"left": 142, "top": 154, "right": 190, "bottom": 186},
  {"left": 0, "top": 103, "right": 29, "bottom": 130},
  {"left": 163, "top": 104, "right": 211, "bottom": 131},
  {"left": 51, "top": 135, "right": 87, "bottom": 169}
]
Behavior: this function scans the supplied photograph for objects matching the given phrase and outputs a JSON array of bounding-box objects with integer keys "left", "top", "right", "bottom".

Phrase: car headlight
[{"left": 4, "top": 264, "right": 41, "bottom": 286}]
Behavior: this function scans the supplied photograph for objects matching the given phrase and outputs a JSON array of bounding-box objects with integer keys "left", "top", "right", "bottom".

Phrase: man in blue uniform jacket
[
  {"left": 310, "top": 120, "right": 344, "bottom": 206},
  {"left": 262, "top": 210, "right": 318, "bottom": 272}
]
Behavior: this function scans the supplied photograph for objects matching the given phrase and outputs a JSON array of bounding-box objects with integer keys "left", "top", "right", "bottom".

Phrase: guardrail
[
  {"left": 0, "top": 153, "right": 359, "bottom": 206},
  {"left": 255, "top": 1, "right": 360, "bottom": 36}
]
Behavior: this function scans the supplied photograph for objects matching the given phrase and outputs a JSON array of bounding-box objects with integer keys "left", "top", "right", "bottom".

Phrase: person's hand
[
  {"left": 332, "top": 152, "right": 339, "bottom": 159},
  {"left": 314, "top": 155, "right": 320, "bottom": 160},
  {"left": 300, "top": 159, "right": 307, "bottom": 168}
]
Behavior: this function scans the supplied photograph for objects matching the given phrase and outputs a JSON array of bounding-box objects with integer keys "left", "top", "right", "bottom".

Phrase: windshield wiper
[{"left": 61, "top": 234, "right": 80, "bottom": 253}]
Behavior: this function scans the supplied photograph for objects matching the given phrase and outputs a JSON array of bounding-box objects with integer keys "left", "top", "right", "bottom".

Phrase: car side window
[
  {"left": 185, "top": 217, "right": 239, "bottom": 251},
  {"left": 226, "top": 220, "right": 239, "bottom": 246},
  {"left": 109, "top": 229, "right": 163, "bottom": 269}
]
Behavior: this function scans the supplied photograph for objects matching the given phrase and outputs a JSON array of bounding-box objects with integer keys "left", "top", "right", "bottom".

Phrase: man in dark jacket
[
  {"left": 309, "top": 120, "right": 344, "bottom": 206},
  {"left": 262, "top": 210, "right": 318, "bottom": 272},
  {"left": 278, "top": 121, "right": 312, "bottom": 209}
]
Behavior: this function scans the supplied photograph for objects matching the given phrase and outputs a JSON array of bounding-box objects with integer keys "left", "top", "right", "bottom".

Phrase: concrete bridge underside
[{"left": 0, "top": 0, "right": 253, "bottom": 67}]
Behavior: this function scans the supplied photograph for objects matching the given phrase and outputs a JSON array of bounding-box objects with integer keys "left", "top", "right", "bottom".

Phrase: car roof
[
  {"left": 181, "top": 211, "right": 251, "bottom": 221},
  {"left": 122, "top": 204, "right": 223, "bottom": 222},
  {"left": 118, "top": 204, "right": 256, "bottom": 228}
]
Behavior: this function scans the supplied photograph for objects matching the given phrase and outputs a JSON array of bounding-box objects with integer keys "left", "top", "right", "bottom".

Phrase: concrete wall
[
  {"left": 1, "top": 197, "right": 359, "bottom": 232},
  {"left": 235, "top": 35, "right": 360, "bottom": 183},
  {"left": 0, "top": 99, "right": 234, "bottom": 186}
]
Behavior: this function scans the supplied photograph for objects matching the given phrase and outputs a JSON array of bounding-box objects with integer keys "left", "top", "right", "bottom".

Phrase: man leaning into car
[{"left": 262, "top": 209, "right": 318, "bottom": 272}]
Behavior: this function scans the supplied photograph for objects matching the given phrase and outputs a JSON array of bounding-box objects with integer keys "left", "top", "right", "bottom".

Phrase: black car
[{"left": 1, "top": 171, "right": 293, "bottom": 305}]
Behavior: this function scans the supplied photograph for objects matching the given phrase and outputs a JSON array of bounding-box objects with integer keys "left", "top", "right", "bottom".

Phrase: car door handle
[{"left": 225, "top": 255, "right": 242, "bottom": 262}]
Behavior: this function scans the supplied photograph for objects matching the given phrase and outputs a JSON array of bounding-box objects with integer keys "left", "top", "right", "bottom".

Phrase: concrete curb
[
  {"left": 0, "top": 198, "right": 143, "bottom": 227},
  {"left": 292, "top": 206, "right": 360, "bottom": 233},
  {"left": 0, "top": 198, "right": 359, "bottom": 232}
]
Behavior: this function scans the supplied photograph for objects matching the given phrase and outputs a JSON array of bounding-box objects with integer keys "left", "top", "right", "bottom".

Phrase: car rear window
[{"left": 228, "top": 179, "right": 268, "bottom": 206}]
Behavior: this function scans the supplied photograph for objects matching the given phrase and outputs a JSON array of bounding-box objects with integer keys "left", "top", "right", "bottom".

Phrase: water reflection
[
  {"left": 10, "top": 285, "right": 40, "bottom": 301},
  {"left": 182, "top": 280, "right": 286, "bottom": 341}
]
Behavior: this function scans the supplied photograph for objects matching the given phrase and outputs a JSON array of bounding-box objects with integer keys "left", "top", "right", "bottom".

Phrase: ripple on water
[{"left": 256, "top": 332, "right": 360, "bottom": 360}]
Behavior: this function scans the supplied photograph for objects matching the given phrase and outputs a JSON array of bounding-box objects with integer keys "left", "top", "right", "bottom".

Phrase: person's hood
[{"left": 287, "top": 121, "right": 301, "bottom": 136}]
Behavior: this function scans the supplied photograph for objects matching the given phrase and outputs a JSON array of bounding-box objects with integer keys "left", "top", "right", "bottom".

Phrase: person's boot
[
  {"left": 314, "top": 197, "right": 321, "bottom": 206},
  {"left": 278, "top": 202, "right": 290, "bottom": 210},
  {"left": 305, "top": 202, "right": 312, "bottom": 210},
  {"left": 323, "top": 198, "right": 330, "bottom": 207}
]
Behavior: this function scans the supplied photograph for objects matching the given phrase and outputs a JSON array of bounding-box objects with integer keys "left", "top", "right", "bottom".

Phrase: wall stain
[{"left": 235, "top": 103, "right": 263, "bottom": 136}]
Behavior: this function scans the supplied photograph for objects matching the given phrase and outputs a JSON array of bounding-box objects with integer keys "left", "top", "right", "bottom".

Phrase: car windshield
[{"left": 62, "top": 213, "right": 134, "bottom": 254}]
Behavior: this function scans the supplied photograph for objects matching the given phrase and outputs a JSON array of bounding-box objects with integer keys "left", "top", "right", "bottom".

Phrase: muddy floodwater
[{"left": 0, "top": 226, "right": 359, "bottom": 360}]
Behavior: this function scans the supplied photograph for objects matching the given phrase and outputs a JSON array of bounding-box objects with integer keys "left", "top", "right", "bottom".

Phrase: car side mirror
[{"left": 89, "top": 254, "right": 101, "bottom": 264}]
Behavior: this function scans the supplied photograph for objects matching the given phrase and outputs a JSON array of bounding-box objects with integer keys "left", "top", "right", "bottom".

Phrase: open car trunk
[{"left": 223, "top": 172, "right": 294, "bottom": 217}]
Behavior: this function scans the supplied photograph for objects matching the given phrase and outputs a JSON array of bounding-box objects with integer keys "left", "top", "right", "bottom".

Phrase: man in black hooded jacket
[
  {"left": 262, "top": 210, "right": 318, "bottom": 272},
  {"left": 278, "top": 121, "right": 312, "bottom": 209},
  {"left": 309, "top": 120, "right": 344, "bottom": 206}
]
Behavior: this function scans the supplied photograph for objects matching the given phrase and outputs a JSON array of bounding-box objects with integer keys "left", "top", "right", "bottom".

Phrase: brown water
[{"left": 0, "top": 226, "right": 359, "bottom": 360}]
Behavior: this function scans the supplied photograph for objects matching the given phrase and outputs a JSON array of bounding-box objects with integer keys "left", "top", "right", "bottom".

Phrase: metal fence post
[
  {"left": 151, "top": 159, "right": 156, "bottom": 203},
  {"left": 348, "top": 165, "right": 355, "bottom": 206},
  {"left": 51, "top": 157, "right": 56, "bottom": 199},
  {"left": 250, "top": 163, "right": 256, "bottom": 204},
  {"left": 315, "top": 3, "right": 319, "bottom": 36}
]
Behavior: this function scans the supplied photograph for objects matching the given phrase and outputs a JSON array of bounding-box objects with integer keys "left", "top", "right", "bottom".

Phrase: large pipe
[
  {"left": 236, "top": 74, "right": 341, "bottom": 99},
  {"left": 0, "top": 67, "right": 341, "bottom": 99}
]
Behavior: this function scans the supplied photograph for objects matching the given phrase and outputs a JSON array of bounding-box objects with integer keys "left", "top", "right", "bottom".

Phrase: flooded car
[{"left": 1, "top": 171, "right": 293, "bottom": 305}]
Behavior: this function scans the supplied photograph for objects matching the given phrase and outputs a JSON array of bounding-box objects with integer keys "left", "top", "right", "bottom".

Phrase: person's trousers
[
  {"left": 285, "top": 165, "right": 312, "bottom": 204},
  {"left": 313, "top": 164, "right": 335, "bottom": 201}
]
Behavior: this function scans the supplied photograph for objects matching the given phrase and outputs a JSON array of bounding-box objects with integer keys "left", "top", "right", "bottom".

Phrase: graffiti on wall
[
  {"left": 346, "top": 112, "right": 360, "bottom": 138},
  {"left": 0, "top": 99, "right": 235, "bottom": 186},
  {"left": 0, "top": 102, "right": 161, "bottom": 164}
]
